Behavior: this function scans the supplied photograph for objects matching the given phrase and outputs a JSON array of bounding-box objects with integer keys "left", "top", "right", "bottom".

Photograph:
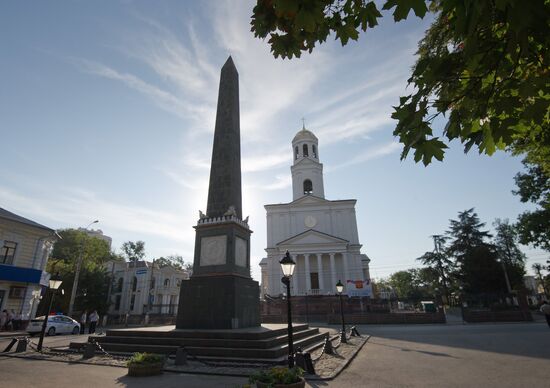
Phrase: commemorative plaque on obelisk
[{"left": 176, "top": 57, "right": 260, "bottom": 329}]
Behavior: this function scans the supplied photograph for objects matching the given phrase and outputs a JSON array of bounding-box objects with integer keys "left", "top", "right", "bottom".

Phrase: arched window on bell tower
[
  {"left": 294, "top": 146, "right": 299, "bottom": 160},
  {"left": 303, "top": 179, "right": 313, "bottom": 194},
  {"left": 303, "top": 144, "right": 309, "bottom": 157},
  {"left": 312, "top": 144, "right": 317, "bottom": 159}
]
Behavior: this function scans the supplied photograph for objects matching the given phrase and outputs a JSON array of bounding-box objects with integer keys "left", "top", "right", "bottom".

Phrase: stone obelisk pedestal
[{"left": 176, "top": 57, "right": 260, "bottom": 329}]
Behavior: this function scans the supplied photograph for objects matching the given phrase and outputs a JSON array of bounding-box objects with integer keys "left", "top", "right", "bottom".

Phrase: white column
[
  {"left": 343, "top": 252, "right": 350, "bottom": 294},
  {"left": 316, "top": 253, "right": 324, "bottom": 293},
  {"left": 291, "top": 254, "right": 298, "bottom": 294},
  {"left": 329, "top": 253, "right": 336, "bottom": 291},
  {"left": 343, "top": 253, "right": 349, "bottom": 282},
  {"left": 304, "top": 253, "right": 311, "bottom": 294}
]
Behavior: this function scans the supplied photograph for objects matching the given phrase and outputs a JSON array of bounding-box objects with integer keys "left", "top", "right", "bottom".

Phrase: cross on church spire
[{"left": 301, "top": 117, "right": 306, "bottom": 130}]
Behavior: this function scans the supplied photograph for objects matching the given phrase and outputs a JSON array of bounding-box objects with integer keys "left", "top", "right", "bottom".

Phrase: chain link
[
  {"left": 312, "top": 328, "right": 356, "bottom": 362},
  {"left": 24, "top": 337, "right": 76, "bottom": 357},
  {"left": 88, "top": 338, "right": 130, "bottom": 361}
]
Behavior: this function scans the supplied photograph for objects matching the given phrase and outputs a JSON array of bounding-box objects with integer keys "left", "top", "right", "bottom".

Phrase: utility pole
[
  {"left": 148, "top": 259, "right": 155, "bottom": 313},
  {"left": 68, "top": 220, "right": 98, "bottom": 317}
]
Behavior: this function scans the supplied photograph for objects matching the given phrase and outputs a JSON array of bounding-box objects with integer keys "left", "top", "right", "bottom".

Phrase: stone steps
[
  {"left": 90, "top": 327, "right": 319, "bottom": 349},
  {"left": 69, "top": 324, "right": 327, "bottom": 362}
]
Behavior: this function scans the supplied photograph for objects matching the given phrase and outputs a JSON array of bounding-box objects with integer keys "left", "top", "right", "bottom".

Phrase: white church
[{"left": 260, "top": 126, "right": 372, "bottom": 298}]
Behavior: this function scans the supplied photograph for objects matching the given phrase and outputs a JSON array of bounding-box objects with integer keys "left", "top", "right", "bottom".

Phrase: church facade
[{"left": 260, "top": 127, "right": 372, "bottom": 298}]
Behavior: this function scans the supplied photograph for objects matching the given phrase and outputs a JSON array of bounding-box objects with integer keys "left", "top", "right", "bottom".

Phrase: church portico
[{"left": 265, "top": 249, "right": 358, "bottom": 297}]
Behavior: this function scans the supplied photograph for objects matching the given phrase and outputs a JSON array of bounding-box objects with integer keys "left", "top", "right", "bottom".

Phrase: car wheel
[
  {"left": 72, "top": 326, "right": 79, "bottom": 335},
  {"left": 47, "top": 327, "right": 56, "bottom": 336}
]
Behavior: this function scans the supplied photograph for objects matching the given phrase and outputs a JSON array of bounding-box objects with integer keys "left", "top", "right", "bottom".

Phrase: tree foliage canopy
[
  {"left": 44, "top": 229, "right": 117, "bottom": 315},
  {"left": 251, "top": 0, "right": 550, "bottom": 165},
  {"left": 513, "top": 160, "right": 550, "bottom": 251},
  {"left": 121, "top": 240, "right": 146, "bottom": 262},
  {"left": 155, "top": 255, "right": 192, "bottom": 271}
]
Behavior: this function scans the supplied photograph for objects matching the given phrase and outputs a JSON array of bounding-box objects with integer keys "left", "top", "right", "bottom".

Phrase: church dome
[{"left": 292, "top": 126, "right": 318, "bottom": 143}]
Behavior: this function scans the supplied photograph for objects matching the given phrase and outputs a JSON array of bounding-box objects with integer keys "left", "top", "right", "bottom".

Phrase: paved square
[{"left": 1, "top": 322, "right": 549, "bottom": 387}]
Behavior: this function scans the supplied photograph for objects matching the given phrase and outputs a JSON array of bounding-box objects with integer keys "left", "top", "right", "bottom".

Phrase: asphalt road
[
  {"left": 1, "top": 322, "right": 549, "bottom": 387},
  {"left": 325, "top": 322, "right": 550, "bottom": 388}
]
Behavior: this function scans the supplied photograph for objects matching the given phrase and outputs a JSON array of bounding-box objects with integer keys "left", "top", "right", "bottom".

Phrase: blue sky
[{"left": 1, "top": 1, "right": 546, "bottom": 281}]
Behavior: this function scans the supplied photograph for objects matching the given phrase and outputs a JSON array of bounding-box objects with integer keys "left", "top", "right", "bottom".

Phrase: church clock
[{"left": 304, "top": 215, "right": 317, "bottom": 228}]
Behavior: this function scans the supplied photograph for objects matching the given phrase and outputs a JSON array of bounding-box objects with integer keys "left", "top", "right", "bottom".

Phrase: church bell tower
[{"left": 291, "top": 125, "right": 325, "bottom": 200}]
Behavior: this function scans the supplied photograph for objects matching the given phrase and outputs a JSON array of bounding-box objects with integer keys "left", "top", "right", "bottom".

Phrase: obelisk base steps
[{"left": 176, "top": 275, "right": 261, "bottom": 329}]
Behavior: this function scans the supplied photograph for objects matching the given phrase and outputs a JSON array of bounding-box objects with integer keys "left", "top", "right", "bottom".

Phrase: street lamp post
[
  {"left": 336, "top": 280, "right": 347, "bottom": 344},
  {"left": 37, "top": 273, "right": 62, "bottom": 352},
  {"left": 280, "top": 251, "right": 296, "bottom": 368},
  {"left": 68, "top": 220, "right": 98, "bottom": 317}
]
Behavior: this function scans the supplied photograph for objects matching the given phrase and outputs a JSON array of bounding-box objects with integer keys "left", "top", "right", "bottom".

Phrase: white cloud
[
  {"left": 326, "top": 142, "right": 402, "bottom": 172},
  {"left": 0, "top": 183, "right": 197, "bottom": 256}
]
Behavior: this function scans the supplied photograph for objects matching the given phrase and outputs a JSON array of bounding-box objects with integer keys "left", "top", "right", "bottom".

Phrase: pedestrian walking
[
  {"left": 89, "top": 310, "right": 99, "bottom": 334},
  {"left": 12, "top": 311, "right": 20, "bottom": 331},
  {"left": 5, "top": 310, "right": 14, "bottom": 331},
  {"left": 540, "top": 301, "right": 550, "bottom": 328},
  {"left": 80, "top": 310, "right": 87, "bottom": 334}
]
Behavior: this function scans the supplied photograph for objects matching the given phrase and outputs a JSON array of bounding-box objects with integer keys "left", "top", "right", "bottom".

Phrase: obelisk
[{"left": 176, "top": 57, "right": 260, "bottom": 329}]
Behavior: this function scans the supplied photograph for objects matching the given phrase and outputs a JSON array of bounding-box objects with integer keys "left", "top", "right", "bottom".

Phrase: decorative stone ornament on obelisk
[{"left": 176, "top": 57, "right": 261, "bottom": 329}]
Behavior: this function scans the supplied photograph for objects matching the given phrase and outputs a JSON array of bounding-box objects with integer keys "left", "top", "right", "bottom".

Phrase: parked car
[{"left": 27, "top": 315, "right": 81, "bottom": 336}]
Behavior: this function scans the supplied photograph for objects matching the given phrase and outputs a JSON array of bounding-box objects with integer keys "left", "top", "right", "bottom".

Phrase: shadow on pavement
[{"left": 352, "top": 322, "right": 550, "bottom": 360}]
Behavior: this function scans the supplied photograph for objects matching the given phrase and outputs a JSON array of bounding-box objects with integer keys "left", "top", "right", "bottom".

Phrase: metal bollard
[
  {"left": 295, "top": 348, "right": 306, "bottom": 370},
  {"left": 82, "top": 342, "right": 96, "bottom": 359},
  {"left": 2, "top": 338, "right": 17, "bottom": 353},
  {"left": 15, "top": 338, "right": 27, "bottom": 353},
  {"left": 324, "top": 333, "right": 335, "bottom": 355},
  {"left": 175, "top": 347, "right": 187, "bottom": 365},
  {"left": 303, "top": 352, "right": 315, "bottom": 375}
]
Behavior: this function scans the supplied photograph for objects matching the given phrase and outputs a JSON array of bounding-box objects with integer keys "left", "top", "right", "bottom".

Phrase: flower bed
[{"left": 126, "top": 352, "right": 165, "bottom": 377}]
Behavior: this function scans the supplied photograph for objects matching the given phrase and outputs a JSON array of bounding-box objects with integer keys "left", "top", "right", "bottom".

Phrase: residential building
[
  {"left": 0, "top": 207, "right": 57, "bottom": 321},
  {"left": 261, "top": 126, "right": 372, "bottom": 298},
  {"left": 104, "top": 260, "right": 190, "bottom": 317}
]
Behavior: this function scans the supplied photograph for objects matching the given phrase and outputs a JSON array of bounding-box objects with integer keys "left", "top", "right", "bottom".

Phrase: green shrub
[
  {"left": 249, "top": 366, "right": 304, "bottom": 386},
  {"left": 127, "top": 352, "right": 165, "bottom": 367}
]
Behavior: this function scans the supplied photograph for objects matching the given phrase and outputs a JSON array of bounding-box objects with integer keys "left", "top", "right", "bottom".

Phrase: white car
[{"left": 27, "top": 315, "right": 81, "bottom": 336}]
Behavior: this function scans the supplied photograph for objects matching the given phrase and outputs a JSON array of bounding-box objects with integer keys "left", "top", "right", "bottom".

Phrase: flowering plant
[{"left": 249, "top": 366, "right": 304, "bottom": 386}]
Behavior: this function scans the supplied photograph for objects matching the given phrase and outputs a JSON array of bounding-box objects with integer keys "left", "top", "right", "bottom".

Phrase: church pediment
[
  {"left": 276, "top": 229, "right": 349, "bottom": 247},
  {"left": 290, "top": 194, "right": 329, "bottom": 206}
]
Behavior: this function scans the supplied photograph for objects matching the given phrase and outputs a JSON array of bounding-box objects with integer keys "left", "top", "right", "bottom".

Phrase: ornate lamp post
[
  {"left": 280, "top": 251, "right": 296, "bottom": 368},
  {"left": 336, "top": 280, "right": 347, "bottom": 344},
  {"left": 37, "top": 273, "right": 63, "bottom": 351}
]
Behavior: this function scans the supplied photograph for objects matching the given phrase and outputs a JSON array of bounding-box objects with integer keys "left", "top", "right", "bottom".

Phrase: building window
[
  {"left": 310, "top": 273, "right": 319, "bottom": 290},
  {"left": 151, "top": 277, "right": 156, "bottom": 290},
  {"left": 9, "top": 286, "right": 26, "bottom": 299},
  {"left": 176, "top": 279, "right": 182, "bottom": 287},
  {"left": 117, "top": 278, "right": 123, "bottom": 292},
  {"left": 312, "top": 144, "right": 317, "bottom": 158},
  {"left": 164, "top": 278, "right": 170, "bottom": 287},
  {"left": 132, "top": 277, "right": 137, "bottom": 292},
  {"left": 303, "top": 144, "right": 309, "bottom": 157},
  {"left": 1, "top": 241, "right": 17, "bottom": 265},
  {"left": 130, "top": 294, "right": 135, "bottom": 310},
  {"left": 294, "top": 146, "right": 299, "bottom": 160},
  {"left": 114, "top": 295, "right": 121, "bottom": 310},
  {"left": 303, "top": 179, "right": 313, "bottom": 194}
]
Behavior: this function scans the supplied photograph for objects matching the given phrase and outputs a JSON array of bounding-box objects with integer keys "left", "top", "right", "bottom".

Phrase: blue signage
[{"left": 0, "top": 264, "right": 43, "bottom": 284}]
